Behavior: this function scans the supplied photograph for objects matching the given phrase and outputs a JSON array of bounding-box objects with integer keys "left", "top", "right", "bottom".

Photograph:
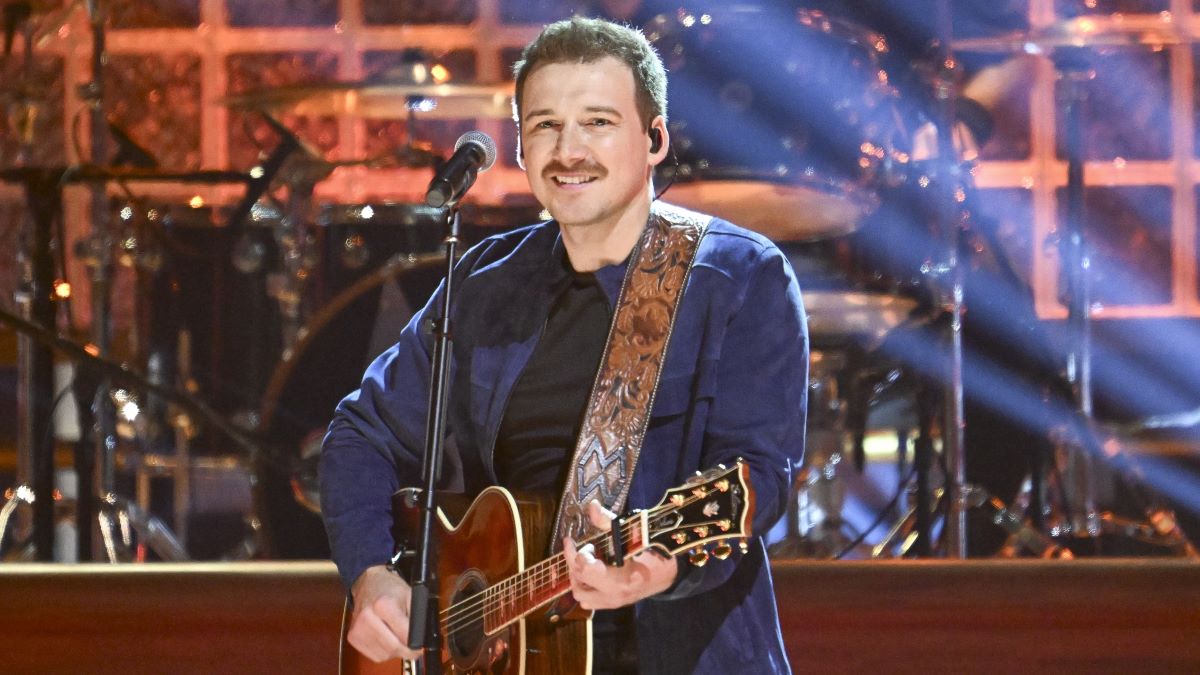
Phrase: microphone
[{"left": 425, "top": 131, "right": 496, "bottom": 208}]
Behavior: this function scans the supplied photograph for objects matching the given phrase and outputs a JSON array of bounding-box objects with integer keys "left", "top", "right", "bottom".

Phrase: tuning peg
[
  {"left": 712, "top": 543, "right": 732, "bottom": 560},
  {"left": 688, "top": 547, "right": 709, "bottom": 567},
  {"left": 739, "top": 539, "right": 749, "bottom": 553}
]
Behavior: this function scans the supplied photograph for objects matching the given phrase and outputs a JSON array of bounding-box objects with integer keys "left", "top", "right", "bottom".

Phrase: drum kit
[{"left": 2, "top": 3, "right": 1195, "bottom": 562}]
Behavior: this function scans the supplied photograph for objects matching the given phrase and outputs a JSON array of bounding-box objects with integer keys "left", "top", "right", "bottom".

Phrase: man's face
[{"left": 519, "top": 56, "right": 662, "bottom": 231}]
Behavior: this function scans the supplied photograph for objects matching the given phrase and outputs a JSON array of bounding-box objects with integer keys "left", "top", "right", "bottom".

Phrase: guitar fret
[{"left": 478, "top": 521, "right": 654, "bottom": 634}]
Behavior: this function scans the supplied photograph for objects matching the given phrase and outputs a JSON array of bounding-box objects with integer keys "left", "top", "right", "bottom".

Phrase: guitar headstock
[{"left": 641, "top": 461, "right": 755, "bottom": 566}]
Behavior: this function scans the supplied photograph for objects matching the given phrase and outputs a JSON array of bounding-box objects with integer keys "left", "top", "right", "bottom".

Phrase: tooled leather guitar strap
[{"left": 550, "top": 203, "right": 710, "bottom": 550}]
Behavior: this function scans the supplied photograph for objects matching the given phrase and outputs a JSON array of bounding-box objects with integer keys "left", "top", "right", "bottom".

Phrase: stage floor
[{"left": 1, "top": 559, "right": 1198, "bottom": 674}]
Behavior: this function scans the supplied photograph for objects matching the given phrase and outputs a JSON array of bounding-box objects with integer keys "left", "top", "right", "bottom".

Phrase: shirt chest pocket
[{"left": 649, "top": 358, "right": 717, "bottom": 420}]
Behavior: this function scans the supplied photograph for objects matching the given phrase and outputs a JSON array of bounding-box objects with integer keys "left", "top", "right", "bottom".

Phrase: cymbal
[
  {"left": 953, "top": 16, "right": 1185, "bottom": 54},
  {"left": 220, "top": 81, "right": 514, "bottom": 120}
]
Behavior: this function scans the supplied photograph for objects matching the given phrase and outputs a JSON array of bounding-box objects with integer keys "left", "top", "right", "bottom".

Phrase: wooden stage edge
[{"left": 1, "top": 559, "right": 1199, "bottom": 674}]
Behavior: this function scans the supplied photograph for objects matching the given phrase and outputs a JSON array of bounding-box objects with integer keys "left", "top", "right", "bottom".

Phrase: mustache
[{"left": 541, "top": 161, "right": 607, "bottom": 178}]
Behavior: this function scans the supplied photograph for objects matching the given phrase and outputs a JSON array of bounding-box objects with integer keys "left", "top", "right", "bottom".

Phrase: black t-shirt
[
  {"left": 494, "top": 262, "right": 610, "bottom": 491},
  {"left": 493, "top": 253, "right": 639, "bottom": 674}
]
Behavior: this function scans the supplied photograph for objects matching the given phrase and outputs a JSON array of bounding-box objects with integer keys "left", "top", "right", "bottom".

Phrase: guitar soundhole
[{"left": 448, "top": 570, "right": 510, "bottom": 674}]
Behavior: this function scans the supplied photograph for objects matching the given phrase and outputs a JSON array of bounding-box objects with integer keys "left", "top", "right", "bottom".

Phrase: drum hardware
[
  {"left": 1, "top": 136, "right": 252, "bottom": 563},
  {"left": 1, "top": 482, "right": 78, "bottom": 561},
  {"left": 949, "top": 20, "right": 1196, "bottom": 557},
  {"left": 1048, "top": 416, "right": 1199, "bottom": 557},
  {"left": 644, "top": 7, "right": 910, "bottom": 244},
  {"left": 771, "top": 344, "right": 920, "bottom": 559},
  {"left": 95, "top": 491, "right": 188, "bottom": 562},
  {"left": 865, "top": 482, "right": 1075, "bottom": 559},
  {"left": 0, "top": 166, "right": 70, "bottom": 561},
  {"left": 776, "top": 8, "right": 1014, "bottom": 558},
  {"left": 0, "top": 302, "right": 274, "bottom": 559},
  {"left": 267, "top": 153, "right": 327, "bottom": 353},
  {"left": 1053, "top": 48, "right": 1105, "bottom": 542},
  {"left": 52, "top": 0, "right": 267, "bottom": 561},
  {"left": 80, "top": 0, "right": 117, "bottom": 555},
  {"left": 3, "top": 0, "right": 72, "bottom": 561},
  {"left": 114, "top": 448, "right": 263, "bottom": 560}
]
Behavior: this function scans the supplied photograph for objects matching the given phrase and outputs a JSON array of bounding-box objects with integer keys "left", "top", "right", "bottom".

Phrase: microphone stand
[{"left": 407, "top": 201, "right": 470, "bottom": 675}]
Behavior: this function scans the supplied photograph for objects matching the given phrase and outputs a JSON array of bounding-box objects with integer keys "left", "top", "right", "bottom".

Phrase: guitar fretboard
[{"left": 440, "top": 518, "right": 646, "bottom": 638}]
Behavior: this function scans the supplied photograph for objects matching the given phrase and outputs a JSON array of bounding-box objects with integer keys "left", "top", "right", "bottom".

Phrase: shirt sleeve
[{"left": 656, "top": 239, "right": 809, "bottom": 600}]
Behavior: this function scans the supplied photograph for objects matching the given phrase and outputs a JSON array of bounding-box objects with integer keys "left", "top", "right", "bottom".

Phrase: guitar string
[
  {"left": 437, "top": 506, "right": 655, "bottom": 636},
  {"left": 437, "top": 480, "right": 740, "bottom": 636},
  {"left": 446, "top": 483, "right": 742, "bottom": 636},
  {"left": 450, "top": 490, "right": 737, "bottom": 636},
  {"left": 437, "top": 486, "right": 737, "bottom": 637},
  {"left": 484, "top": 481, "right": 742, "bottom": 620}
]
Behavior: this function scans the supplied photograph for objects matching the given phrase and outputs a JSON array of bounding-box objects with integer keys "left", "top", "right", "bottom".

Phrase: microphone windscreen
[{"left": 455, "top": 130, "right": 497, "bottom": 172}]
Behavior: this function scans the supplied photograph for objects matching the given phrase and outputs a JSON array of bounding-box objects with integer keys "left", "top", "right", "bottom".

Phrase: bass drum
[
  {"left": 256, "top": 254, "right": 446, "bottom": 558},
  {"left": 645, "top": 7, "right": 907, "bottom": 243}
]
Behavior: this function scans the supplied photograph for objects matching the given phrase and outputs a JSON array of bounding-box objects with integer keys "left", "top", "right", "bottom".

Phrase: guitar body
[
  {"left": 339, "top": 461, "right": 754, "bottom": 675},
  {"left": 340, "top": 487, "right": 591, "bottom": 675}
]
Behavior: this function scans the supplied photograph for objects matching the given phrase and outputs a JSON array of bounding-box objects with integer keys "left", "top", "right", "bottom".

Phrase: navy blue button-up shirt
[{"left": 321, "top": 207, "right": 808, "bottom": 673}]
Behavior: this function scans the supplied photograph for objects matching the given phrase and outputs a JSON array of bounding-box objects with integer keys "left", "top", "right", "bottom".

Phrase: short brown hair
[{"left": 512, "top": 16, "right": 667, "bottom": 128}]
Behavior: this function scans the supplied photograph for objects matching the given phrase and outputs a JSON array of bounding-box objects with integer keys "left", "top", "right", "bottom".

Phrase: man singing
[{"left": 320, "top": 16, "right": 808, "bottom": 674}]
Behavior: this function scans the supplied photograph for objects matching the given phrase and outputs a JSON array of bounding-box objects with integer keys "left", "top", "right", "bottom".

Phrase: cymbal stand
[
  {"left": 1054, "top": 48, "right": 1103, "bottom": 540},
  {"left": 70, "top": 0, "right": 116, "bottom": 562},
  {"left": 73, "top": 0, "right": 188, "bottom": 562},
  {"left": 2, "top": 2, "right": 61, "bottom": 561},
  {"left": 3, "top": 171, "right": 59, "bottom": 561},
  {"left": 261, "top": 123, "right": 330, "bottom": 353},
  {"left": 923, "top": 0, "right": 968, "bottom": 558}
]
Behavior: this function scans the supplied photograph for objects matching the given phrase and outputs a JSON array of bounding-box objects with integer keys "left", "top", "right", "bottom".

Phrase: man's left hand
[{"left": 563, "top": 500, "right": 679, "bottom": 609}]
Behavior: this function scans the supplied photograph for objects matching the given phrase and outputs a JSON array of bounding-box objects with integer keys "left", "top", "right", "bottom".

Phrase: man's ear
[{"left": 648, "top": 115, "right": 669, "bottom": 166}]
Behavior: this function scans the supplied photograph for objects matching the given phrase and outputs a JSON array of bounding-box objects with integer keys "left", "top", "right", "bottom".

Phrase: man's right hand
[{"left": 347, "top": 564, "right": 421, "bottom": 663}]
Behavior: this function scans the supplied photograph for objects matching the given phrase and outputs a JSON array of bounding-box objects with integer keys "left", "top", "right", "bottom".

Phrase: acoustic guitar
[{"left": 340, "top": 461, "right": 754, "bottom": 675}]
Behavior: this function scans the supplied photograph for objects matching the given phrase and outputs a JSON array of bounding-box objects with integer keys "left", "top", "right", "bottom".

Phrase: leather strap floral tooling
[{"left": 550, "top": 202, "right": 711, "bottom": 550}]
